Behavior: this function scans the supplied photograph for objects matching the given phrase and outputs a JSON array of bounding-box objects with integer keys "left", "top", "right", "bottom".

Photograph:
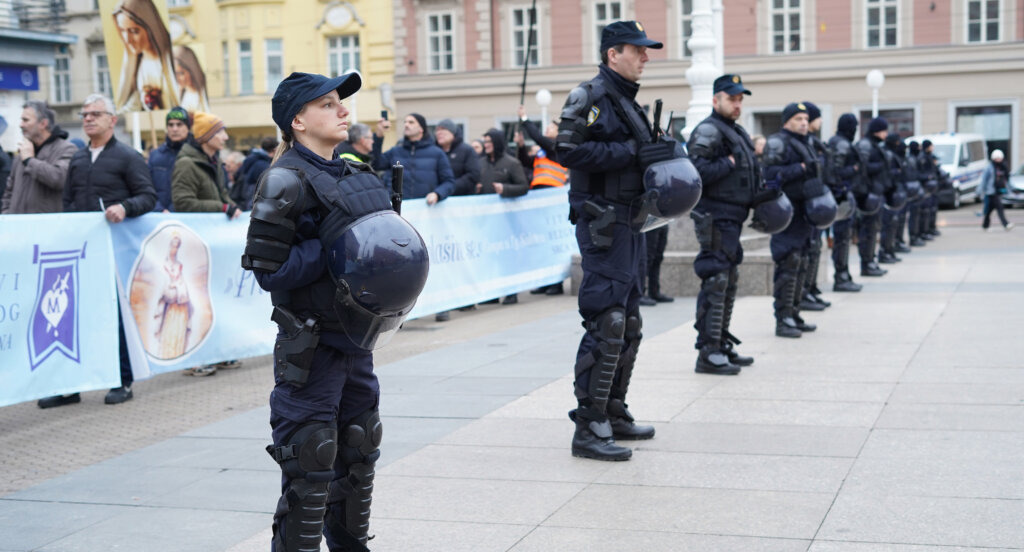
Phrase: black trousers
[{"left": 982, "top": 194, "right": 1009, "bottom": 228}]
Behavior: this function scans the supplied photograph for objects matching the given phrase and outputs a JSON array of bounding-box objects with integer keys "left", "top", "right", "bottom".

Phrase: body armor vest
[
  {"left": 698, "top": 116, "right": 759, "bottom": 206},
  {"left": 857, "top": 139, "right": 891, "bottom": 195},
  {"left": 568, "top": 75, "right": 650, "bottom": 204},
  {"left": 270, "top": 149, "right": 393, "bottom": 328},
  {"left": 778, "top": 132, "right": 826, "bottom": 201}
]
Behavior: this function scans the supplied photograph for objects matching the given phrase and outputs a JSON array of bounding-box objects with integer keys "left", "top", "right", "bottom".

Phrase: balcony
[{"left": 0, "top": 0, "right": 76, "bottom": 68}]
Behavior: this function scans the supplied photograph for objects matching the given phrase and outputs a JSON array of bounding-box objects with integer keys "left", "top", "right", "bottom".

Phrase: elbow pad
[
  {"left": 241, "top": 168, "right": 306, "bottom": 272},
  {"left": 556, "top": 86, "right": 591, "bottom": 155}
]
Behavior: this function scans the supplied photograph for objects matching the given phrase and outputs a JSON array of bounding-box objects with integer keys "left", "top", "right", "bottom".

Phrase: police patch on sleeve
[{"left": 587, "top": 106, "right": 600, "bottom": 126}]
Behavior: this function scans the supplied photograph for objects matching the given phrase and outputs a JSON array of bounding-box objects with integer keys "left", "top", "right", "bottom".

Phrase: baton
[
  {"left": 391, "top": 162, "right": 404, "bottom": 215},
  {"left": 651, "top": 99, "right": 663, "bottom": 141}
]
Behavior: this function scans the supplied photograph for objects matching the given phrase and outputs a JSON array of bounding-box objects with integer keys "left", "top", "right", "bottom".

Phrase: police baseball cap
[
  {"left": 272, "top": 71, "right": 362, "bottom": 135},
  {"left": 713, "top": 74, "right": 752, "bottom": 96},
  {"left": 600, "top": 20, "right": 663, "bottom": 53}
]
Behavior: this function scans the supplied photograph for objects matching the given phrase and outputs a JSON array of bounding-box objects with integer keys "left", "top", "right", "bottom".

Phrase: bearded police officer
[
  {"left": 765, "top": 103, "right": 836, "bottom": 338},
  {"left": 855, "top": 117, "right": 891, "bottom": 277},
  {"left": 687, "top": 74, "right": 765, "bottom": 375},
  {"left": 827, "top": 113, "right": 865, "bottom": 292},
  {"left": 556, "top": 21, "right": 671, "bottom": 461},
  {"left": 242, "top": 72, "right": 429, "bottom": 551}
]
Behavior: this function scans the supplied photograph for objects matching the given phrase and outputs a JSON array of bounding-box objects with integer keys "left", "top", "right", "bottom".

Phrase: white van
[{"left": 909, "top": 133, "right": 988, "bottom": 208}]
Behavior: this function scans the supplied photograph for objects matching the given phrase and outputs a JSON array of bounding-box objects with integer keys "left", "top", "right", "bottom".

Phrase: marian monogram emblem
[{"left": 28, "top": 243, "right": 86, "bottom": 370}]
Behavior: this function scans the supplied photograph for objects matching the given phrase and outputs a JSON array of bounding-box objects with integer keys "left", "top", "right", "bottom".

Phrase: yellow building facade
[{"left": 140, "top": 0, "right": 395, "bottom": 150}]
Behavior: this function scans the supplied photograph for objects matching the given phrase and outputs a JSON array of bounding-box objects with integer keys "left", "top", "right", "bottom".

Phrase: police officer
[
  {"left": 918, "top": 139, "right": 942, "bottom": 239},
  {"left": 827, "top": 113, "right": 865, "bottom": 292},
  {"left": 800, "top": 102, "right": 831, "bottom": 310},
  {"left": 555, "top": 20, "right": 668, "bottom": 461},
  {"left": 242, "top": 72, "right": 428, "bottom": 552},
  {"left": 855, "top": 117, "right": 891, "bottom": 277},
  {"left": 688, "top": 74, "right": 762, "bottom": 375},
  {"left": 902, "top": 141, "right": 926, "bottom": 247},
  {"left": 765, "top": 103, "right": 826, "bottom": 338},
  {"left": 879, "top": 131, "right": 907, "bottom": 264}
]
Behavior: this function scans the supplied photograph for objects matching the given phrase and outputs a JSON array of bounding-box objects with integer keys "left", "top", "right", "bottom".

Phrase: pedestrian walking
[{"left": 980, "top": 149, "right": 1013, "bottom": 231}]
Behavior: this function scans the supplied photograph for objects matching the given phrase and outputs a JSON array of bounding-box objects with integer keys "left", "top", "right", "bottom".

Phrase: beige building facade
[{"left": 391, "top": 0, "right": 1024, "bottom": 168}]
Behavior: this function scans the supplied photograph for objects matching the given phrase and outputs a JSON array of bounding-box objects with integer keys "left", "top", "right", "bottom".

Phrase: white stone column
[
  {"left": 712, "top": 0, "right": 724, "bottom": 73},
  {"left": 683, "top": 0, "right": 718, "bottom": 140}
]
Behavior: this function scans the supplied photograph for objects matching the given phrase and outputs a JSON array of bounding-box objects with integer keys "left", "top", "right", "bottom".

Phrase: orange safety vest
[{"left": 531, "top": 154, "right": 569, "bottom": 188}]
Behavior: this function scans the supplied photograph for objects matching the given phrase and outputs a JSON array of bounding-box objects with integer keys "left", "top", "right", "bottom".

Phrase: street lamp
[
  {"left": 866, "top": 69, "right": 885, "bottom": 118},
  {"left": 535, "top": 89, "right": 552, "bottom": 128}
]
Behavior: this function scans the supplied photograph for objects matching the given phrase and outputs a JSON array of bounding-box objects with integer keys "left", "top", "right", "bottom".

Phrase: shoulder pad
[
  {"left": 560, "top": 86, "right": 591, "bottom": 120},
  {"left": 763, "top": 136, "right": 788, "bottom": 166},
  {"left": 252, "top": 167, "right": 305, "bottom": 225},
  {"left": 687, "top": 123, "right": 722, "bottom": 158}
]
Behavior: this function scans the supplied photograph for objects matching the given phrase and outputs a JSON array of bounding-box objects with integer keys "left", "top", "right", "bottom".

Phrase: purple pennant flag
[{"left": 28, "top": 243, "right": 86, "bottom": 370}]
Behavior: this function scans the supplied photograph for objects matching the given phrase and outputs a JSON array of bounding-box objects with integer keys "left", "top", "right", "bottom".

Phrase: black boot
[
  {"left": 794, "top": 314, "right": 817, "bottom": 332},
  {"left": 833, "top": 270, "right": 863, "bottom": 292},
  {"left": 607, "top": 399, "right": 655, "bottom": 440},
  {"left": 861, "top": 262, "right": 887, "bottom": 277},
  {"left": 774, "top": 254, "right": 803, "bottom": 338},
  {"left": 800, "top": 291, "right": 827, "bottom": 311},
  {"left": 695, "top": 272, "right": 742, "bottom": 372},
  {"left": 569, "top": 410, "right": 632, "bottom": 461},
  {"left": 696, "top": 346, "right": 742, "bottom": 375},
  {"left": 721, "top": 341, "right": 753, "bottom": 367}
]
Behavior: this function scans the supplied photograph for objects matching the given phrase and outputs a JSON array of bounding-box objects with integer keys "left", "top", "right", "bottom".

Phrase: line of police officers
[{"left": 556, "top": 20, "right": 946, "bottom": 462}]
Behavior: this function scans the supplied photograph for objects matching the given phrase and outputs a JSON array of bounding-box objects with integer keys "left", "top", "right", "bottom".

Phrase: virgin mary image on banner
[
  {"left": 173, "top": 45, "right": 210, "bottom": 114},
  {"left": 111, "top": 0, "right": 178, "bottom": 111},
  {"left": 128, "top": 223, "right": 213, "bottom": 363}
]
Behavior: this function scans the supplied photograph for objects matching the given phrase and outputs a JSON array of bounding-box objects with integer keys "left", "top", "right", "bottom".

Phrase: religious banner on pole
[{"left": 99, "top": 0, "right": 179, "bottom": 113}]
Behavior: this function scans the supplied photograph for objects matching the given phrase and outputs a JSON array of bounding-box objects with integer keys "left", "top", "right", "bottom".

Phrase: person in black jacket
[
  {"left": 231, "top": 136, "right": 277, "bottom": 210},
  {"left": 435, "top": 118, "right": 480, "bottom": 196},
  {"left": 41, "top": 93, "right": 156, "bottom": 409},
  {"left": 827, "top": 113, "right": 865, "bottom": 292}
]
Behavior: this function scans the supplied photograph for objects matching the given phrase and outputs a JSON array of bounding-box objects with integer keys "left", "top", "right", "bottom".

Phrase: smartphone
[{"left": 380, "top": 110, "right": 388, "bottom": 121}]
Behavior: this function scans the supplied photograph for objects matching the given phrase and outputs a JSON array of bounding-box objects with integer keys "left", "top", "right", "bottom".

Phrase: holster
[
  {"left": 690, "top": 210, "right": 721, "bottom": 252},
  {"left": 271, "top": 305, "right": 321, "bottom": 388},
  {"left": 583, "top": 200, "right": 616, "bottom": 249}
]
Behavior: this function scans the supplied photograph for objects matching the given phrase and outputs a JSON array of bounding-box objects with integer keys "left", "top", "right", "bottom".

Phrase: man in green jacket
[
  {"left": 171, "top": 111, "right": 241, "bottom": 377},
  {"left": 171, "top": 111, "right": 241, "bottom": 219}
]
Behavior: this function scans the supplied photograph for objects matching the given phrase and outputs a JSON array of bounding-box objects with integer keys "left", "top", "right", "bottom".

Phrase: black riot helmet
[
  {"left": 857, "top": 192, "right": 883, "bottom": 216},
  {"left": 322, "top": 211, "right": 429, "bottom": 350},
  {"left": 630, "top": 154, "right": 702, "bottom": 232},
  {"left": 834, "top": 191, "right": 856, "bottom": 222},
  {"left": 885, "top": 185, "right": 908, "bottom": 210},
  {"left": 904, "top": 179, "right": 923, "bottom": 201},
  {"left": 804, "top": 189, "right": 838, "bottom": 229},
  {"left": 749, "top": 190, "right": 794, "bottom": 234}
]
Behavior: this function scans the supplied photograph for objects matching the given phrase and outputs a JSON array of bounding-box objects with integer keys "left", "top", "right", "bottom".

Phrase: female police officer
[{"left": 242, "top": 72, "right": 428, "bottom": 552}]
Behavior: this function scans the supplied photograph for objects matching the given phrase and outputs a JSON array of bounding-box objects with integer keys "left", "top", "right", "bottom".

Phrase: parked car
[
  {"left": 1002, "top": 163, "right": 1024, "bottom": 208},
  {"left": 909, "top": 133, "right": 988, "bottom": 208}
]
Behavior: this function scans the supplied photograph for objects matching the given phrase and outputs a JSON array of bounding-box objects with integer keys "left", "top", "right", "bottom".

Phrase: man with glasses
[{"left": 40, "top": 94, "right": 156, "bottom": 408}]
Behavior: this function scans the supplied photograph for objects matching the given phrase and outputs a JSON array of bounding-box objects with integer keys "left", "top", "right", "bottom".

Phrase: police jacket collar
[
  {"left": 163, "top": 135, "right": 187, "bottom": 153},
  {"left": 293, "top": 140, "right": 347, "bottom": 178},
  {"left": 598, "top": 64, "right": 640, "bottom": 101},
  {"left": 781, "top": 128, "right": 808, "bottom": 143},
  {"left": 710, "top": 110, "right": 737, "bottom": 128}
]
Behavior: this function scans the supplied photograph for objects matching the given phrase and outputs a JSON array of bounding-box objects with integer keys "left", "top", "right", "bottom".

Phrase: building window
[
  {"left": 167, "top": 0, "right": 190, "bottom": 6},
  {"left": 265, "top": 38, "right": 283, "bottom": 92},
  {"left": 222, "top": 41, "right": 231, "bottom": 96},
  {"left": 866, "top": 0, "right": 898, "bottom": 48},
  {"left": 92, "top": 52, "right": 112, "bottom": 98},
  {"left": 52, "top": 46, "right": 71, "bottom": 104},
  {"left": 966, "top": 0, "right": 1000, "bottom": 43},
  {"left": 680, "top": 0, "right": 693, "bottom": 57},
  {"left": 511, "top": 6, "right": 539, "bottom": 67},
  {"left": 238, "top": 39, "right": 253, "bottom": 95},
  {"left": 427, "top": 13, "right": 454, "bottom": 73},
  {"left": 327, "top": 35, "right": 360, "bottom": 77},
  {"left": 594, "top": 1, "right": 622, "bottom": 60},
  {"left": 771, "top": 0, "right": 801, "bottom": 53}
]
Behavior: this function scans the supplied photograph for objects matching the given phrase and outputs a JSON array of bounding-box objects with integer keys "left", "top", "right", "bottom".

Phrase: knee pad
[
  {"left": 591, "top": 307, "right": 626, "bottom": 344},
  {"left": 337, "top": 409, "right": 383, "bottom": 473},
  {"left": 704, "top": 271, "right": 729, "bottom": 294},
  {"left": 781, "top": 251, "right": 802, "bottom": 272},
  {"left": 269, "top": 421, "right": 338, "bottom": 482},
  {"left": 624, "top": 312, "right": 642, "bottom": 341}
]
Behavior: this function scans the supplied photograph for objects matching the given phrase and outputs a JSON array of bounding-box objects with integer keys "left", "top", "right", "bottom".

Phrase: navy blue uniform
[
  {"left": 556, "top": 63, "right": 655, "bottom": 457},
  {"left": 764, "top": 130, "right": 818, "bottom": 332},
  {"left": 855, "top": 136, "right": 889, "bottom": 272},
  {"left": 827, "top": 130, "right": 863, "bottom": 287}
]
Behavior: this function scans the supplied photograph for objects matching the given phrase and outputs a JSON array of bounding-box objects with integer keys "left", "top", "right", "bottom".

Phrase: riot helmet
[
  {"left": 630, "top": 155, "right": 702, "bottom": 232},
  {"left": 749, "top": 190, "right": 794, "bottom": 234},
  {"left": 922, "top": 178, "right": 938, "bottom": 195},
  {"left": 804, "top": 189, "right": 838, "bottom": 229},
  {"left": 857, "top": 192, "right": 883, "bottom": 215},
  {"left": 322, "top": 211, "right": 429, "bottom": 350},
  {"left": 904, "top": 179, "right": 923, "bottom": 201},
  {"left": 834, "top": 191, "right": 856, "bottom": 222},
  {"left": 885, "top": 185, "right": 908, "bottom": 210}
]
